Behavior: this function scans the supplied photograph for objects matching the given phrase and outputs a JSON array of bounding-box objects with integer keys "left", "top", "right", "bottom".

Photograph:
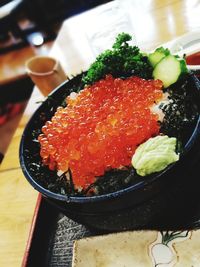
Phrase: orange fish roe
[{"left": 38, "top": 75, "right": 163, "bottom": 189}]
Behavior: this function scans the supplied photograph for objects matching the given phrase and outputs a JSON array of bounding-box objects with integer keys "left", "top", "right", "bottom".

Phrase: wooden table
[
  {"left": 0, "top": 0, "right": 200, "bottom": 266},
  {"left": 0, "top": 42, "right": 54, "bottom": 86}
]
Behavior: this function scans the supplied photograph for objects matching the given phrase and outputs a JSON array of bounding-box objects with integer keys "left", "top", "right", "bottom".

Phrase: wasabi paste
[{"left": 132, "top": 135, "right": 179, "bottom": 176}]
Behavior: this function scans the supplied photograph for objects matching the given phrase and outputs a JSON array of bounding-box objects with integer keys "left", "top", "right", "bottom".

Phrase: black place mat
[
  {"left": 26, "top": 148, "right": 200, "bottom": 267},
  {"left": 26, "top": 188, "right": 200, "bottom": 267},
  {"left": 26, "top": 199, "right": 97, "bottom": 267},
  {"left": 46, "top": 214, "right": 91, "bottom": 267},
  {"left": 25, "top": 75, "right": 200, "bottom": 267}
]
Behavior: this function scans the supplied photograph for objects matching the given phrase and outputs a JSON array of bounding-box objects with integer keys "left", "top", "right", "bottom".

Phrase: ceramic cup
[{"left": 26, "top": 56, "right": 68, "bottom": 96}]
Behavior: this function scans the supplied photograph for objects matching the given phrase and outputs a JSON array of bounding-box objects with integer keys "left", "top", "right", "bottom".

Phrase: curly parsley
[{"left": 82, "top": 33, "right": 153, "bottom": 85}]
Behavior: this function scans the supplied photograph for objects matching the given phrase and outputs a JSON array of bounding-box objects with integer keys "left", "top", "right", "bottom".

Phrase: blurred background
[{"left": 0, "top": 0, "right": 112, "bottom": 162}]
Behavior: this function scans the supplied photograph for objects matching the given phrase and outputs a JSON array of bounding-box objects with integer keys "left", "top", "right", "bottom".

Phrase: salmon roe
[{"left": 38, "top": 75, "right": 163, "bottom": 189}]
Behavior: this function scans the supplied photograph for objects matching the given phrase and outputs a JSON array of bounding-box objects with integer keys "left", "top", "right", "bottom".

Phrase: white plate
[
  {"left": 72, "top": 230, "right": 200, "bottom": 267},
  {"left": 168, "top": 30, "right": 200, "bottom": 70}
]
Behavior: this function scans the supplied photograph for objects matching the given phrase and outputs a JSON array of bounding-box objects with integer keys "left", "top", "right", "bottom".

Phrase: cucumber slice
[
  {"left": 148, "top": 51, "right": 166, "bottom": 67},
  {"left": 153, "top": 55, "right": 187, "bottom": 88},
  {"left": 148, "top": 47, "right": 170, "bottom": 67}
]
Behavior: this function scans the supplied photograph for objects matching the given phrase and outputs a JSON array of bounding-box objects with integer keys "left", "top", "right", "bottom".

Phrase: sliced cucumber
[
  {"left": 153, "top": 55, "right": 187, "bottom": 88},
  {"left": 148, "top": 47, "right": 170, "bottom": 67}
]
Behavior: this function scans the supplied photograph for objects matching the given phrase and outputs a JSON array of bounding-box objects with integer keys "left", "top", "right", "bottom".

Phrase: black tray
[
  {"left": 24, "top": 74, "right": 200, "bottom": 266},
  {"left": 25, "top": 197, "right": 97, "bottom": 267},
  {"left": 25, "top": 170, "right": 200, "bottom": 267}
]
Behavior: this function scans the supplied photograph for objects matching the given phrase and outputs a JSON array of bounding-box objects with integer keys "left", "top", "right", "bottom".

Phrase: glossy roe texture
[{"left": 38, "top": 75, "right": 163, "bottom": 189}]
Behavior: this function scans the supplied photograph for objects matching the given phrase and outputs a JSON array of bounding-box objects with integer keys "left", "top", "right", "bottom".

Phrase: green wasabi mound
[{"left": 132, "top": 135, "right": 179, "bottom": 176}]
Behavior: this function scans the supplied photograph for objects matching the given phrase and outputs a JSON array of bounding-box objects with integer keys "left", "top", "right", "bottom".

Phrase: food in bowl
[
  {"left": 20, "top": 33, "right": 200, "bottom": 230},
  {"left": 39, "top": 75, "right": 164, "bottom": 190},
  {"left": 132, "top": 135, "right": 179, "bottom": 177},
  {"left": 28, "top": 33, "right": 198, "bottom": 198}
]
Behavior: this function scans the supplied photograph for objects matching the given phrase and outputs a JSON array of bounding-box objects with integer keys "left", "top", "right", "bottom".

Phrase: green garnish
[
  {"left": 148, "top": 46, "right": 188, "bottom": 88},
  {"left": 132, "top": 135, "right": 179, "bottom": 176},
  {"left": 148, "top": 47, "right": 170, "bottom": 67},
  {"left": 82, "top": 33, "right": 153, "bottom": 85}
]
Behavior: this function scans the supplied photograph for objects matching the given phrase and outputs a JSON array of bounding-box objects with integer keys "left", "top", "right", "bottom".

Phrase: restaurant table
[{"left": 0, "top": 0, "right": 200, "bottom": 266}]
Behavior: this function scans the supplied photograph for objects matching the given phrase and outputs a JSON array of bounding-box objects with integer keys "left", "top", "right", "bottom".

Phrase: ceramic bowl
[{"left": 20, "top": 73, "right": 200, "bottom": 231}]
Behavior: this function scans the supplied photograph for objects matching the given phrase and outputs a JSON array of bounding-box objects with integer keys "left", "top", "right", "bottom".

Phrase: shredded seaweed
[
  {"left": 160, "top": 75, "right": 199, "bottom": 144},
  {"left": 23, "top": 73, "right": 199, "bottom": 197},
  {"left": 82, "top": 168, "right": 139, "bottom": 196}
]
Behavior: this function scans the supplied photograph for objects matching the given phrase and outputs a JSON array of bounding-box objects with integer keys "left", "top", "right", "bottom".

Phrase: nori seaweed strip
[
  {"left": 82, "top": 168, "right": 140, "bottom": 196},
  {"left": 68, "top": 168, "right": 76, "bottom": 195},
  {"left": 160, "top": 74, "right": 199, "bottom": 143},
  {"left": 52, "top": 170, "right": 77, "bottom": 195}
]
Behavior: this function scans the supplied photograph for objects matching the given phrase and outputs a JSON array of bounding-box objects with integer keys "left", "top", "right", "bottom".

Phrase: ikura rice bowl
[
  {"left": 39, "top": 76, "right": 163, "bottom": 190},
  {"left": 36, "top": 73, "right": 198, "bottom": 196},
  {"left": 23, "top": 34, "right": 199, "bottom": 197}
]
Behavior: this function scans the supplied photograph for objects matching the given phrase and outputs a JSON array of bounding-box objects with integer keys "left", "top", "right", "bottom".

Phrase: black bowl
[{"left": 20, "top": 73, "right": 200, "bottom": 231}]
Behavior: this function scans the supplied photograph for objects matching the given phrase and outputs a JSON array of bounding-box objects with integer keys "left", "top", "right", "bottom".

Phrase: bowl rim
[
  {"left": 168, "top": 30, "right": 200, "bottom": 70},
  {"left": 19, "top": 74, "right": 200, "bottom": 203}
]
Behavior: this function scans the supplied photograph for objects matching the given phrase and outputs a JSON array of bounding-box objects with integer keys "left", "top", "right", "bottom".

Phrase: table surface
[{"left": 1, "top": 0, "right": 200, "bottom": 266}]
